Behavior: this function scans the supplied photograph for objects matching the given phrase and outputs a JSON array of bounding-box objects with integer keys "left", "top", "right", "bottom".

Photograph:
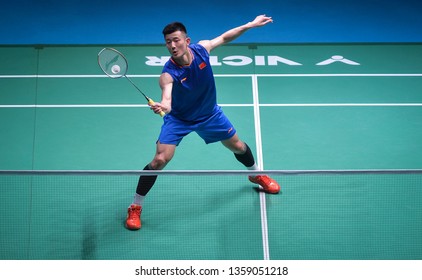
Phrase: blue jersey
[{"left": 162, "top": 44, "right": 218, "bottom": 122}]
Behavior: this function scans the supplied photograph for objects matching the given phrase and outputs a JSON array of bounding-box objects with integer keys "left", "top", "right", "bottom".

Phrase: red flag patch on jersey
[{"left": 199, "top": 62, "right": 207, "bottom": 70}]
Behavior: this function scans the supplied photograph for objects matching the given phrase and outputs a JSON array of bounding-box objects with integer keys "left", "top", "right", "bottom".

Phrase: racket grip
[{"left": 148, "top": 99, "right": 166, "bottom": 117}]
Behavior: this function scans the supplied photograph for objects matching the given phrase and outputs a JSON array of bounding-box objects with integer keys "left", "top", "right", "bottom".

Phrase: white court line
[
  {"left": 251, "top": 74, "right": 270, "bottom": 261},
  {"left": 2, "top": 74, "right": 420, "bottom": 109},
  {"left": 260, "top": 103, "right": 422, "bottom": 107},
  {"left": 1, "top": 103, "right": 422, "bottom": 108},
  {"left": 0, "top": 75, "right": 160, "bottom": 78},
  {"left": 256, "top": 73, "right": 422, "bottom": 77},
  {"left": 0, "top": 104, "right": 149, "bottom": 108},
  {"left": 1, "top": 73, "right": 422, "bottom": 79},
  {"left": 0, "top": 104, "right": 252, "bottom": 108}
]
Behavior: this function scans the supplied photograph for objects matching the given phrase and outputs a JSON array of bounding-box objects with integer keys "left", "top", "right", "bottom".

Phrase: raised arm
[{"left": 199, "top": 15, "right": 273, "bottom": 53}]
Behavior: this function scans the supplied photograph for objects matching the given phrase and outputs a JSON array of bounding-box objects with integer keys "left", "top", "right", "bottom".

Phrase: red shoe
[
  {"left": 249, "top": 175, "right": 280, "bottom": 194},
  {"left": 126, "top": 204, "right": 142, "bottom": 230}
]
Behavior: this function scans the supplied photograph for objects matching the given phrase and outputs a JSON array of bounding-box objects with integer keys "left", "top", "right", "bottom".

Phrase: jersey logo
[
  {"left": 199, "top": 62, "right": 207, "bottom": 70},
  {"left": 181, "top": 77, "right": 187, "bottom": 83}
]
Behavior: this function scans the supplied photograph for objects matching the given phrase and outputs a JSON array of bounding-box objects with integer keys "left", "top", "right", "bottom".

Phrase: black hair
[{"left": 162, "top": 22, "right": 187, "bottom": 36}]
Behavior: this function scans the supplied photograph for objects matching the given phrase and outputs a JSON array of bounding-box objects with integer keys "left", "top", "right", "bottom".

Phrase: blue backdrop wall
[{"left": 0, "top": 0, "right": 421, "bottom": 45}]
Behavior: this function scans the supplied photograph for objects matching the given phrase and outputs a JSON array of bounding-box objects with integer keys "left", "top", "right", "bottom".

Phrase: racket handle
[{"left": 148, "top": 99, "right": 166, "bottom": 117}]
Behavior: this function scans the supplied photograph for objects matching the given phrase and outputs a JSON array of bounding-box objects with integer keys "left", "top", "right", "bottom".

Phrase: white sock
[
  {"left": 247, "top": 164, "right": 259, "bottom": 171},
  {"left": 132, "top": 193, "right": 145, "bottom": 207},
  {"left": 247, "top": 164, "right": 259, "bottom": 178}
]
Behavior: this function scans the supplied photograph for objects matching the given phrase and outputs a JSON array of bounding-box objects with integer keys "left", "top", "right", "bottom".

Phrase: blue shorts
[{"left": 158, "top": 107, "right": 237, "bottom": 145}]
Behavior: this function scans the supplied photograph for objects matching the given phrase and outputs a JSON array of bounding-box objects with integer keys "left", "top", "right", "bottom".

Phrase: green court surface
[{"left": 1, "top": 44, "right": 422, "bottom": 260}]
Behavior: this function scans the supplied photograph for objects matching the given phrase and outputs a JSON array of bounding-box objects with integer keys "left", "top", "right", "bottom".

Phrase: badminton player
[{"left": 126, "top": 15, "right": 280, "bottom": 230}]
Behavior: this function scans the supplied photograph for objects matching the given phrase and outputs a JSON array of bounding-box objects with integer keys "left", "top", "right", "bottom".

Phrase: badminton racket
[{"left": 97, "top": 47, "right": 165, "bottom": 117}]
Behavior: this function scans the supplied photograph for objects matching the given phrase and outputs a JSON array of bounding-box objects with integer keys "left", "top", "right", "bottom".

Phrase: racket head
[{"left": 97, "top": 48, "right": 128, "bottom": 78}]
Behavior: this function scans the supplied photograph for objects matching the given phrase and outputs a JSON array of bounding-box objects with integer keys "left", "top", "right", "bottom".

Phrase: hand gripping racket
[{"left": 98, "top": 47, "right": 165, "bottom": 117}]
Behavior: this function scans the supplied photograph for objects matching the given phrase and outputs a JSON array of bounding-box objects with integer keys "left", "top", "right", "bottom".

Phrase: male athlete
[{"left": 126, "top": 15, "right": 280, "bottom": 230}]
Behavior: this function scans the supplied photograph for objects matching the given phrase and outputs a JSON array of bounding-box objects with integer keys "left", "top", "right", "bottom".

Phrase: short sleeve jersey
[{"left": 162, "top": 44, "right": 218, "bottom": 122}]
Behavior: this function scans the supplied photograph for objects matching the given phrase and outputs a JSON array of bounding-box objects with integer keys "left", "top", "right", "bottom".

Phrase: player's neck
[{"left": 173, "top": 47, "right": 192, "bottom": 67}]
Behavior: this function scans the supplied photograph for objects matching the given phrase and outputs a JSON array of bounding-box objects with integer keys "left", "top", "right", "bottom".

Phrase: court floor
[{"left": 1, "top": 43, "right": 422, "bottom": 259}]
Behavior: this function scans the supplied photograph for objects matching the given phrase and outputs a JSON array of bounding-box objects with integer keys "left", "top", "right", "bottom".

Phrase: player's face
[{"left": 165, "top": 31, "right": 190, "bottom": 59}]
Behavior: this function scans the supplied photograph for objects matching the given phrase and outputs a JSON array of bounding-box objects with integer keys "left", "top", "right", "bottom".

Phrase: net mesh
[{"left": 1, "top": 170, "right": 421, "bottom": 260}]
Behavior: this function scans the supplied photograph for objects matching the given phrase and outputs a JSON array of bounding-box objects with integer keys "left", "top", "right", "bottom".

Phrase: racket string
[
  {"left": 97, "top": 47, "right": 165, "bottom": 117},
  {"left": 98, "top": 48, "right": 128, "bottom": 78}
]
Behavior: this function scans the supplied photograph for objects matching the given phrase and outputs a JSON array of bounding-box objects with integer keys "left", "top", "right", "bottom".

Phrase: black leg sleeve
[
  {"left": 136, "top": 164, "right": 158, "bottom": 196},
  {"left": 234, "top": 143, "right": 255, "bottom": 168}
]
